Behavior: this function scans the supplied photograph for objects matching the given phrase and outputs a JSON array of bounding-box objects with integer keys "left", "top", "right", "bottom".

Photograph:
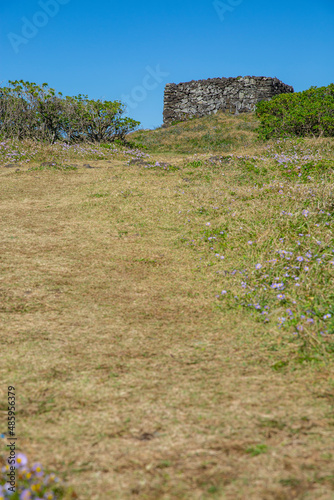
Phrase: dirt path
[{"left": 1, "top": 161, "right": 334, "bottom": 499}]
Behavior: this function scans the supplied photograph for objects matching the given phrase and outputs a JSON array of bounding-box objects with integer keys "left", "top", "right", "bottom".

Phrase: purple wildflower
[{"left": 16, "top": 453, "right": 28, "bottom": 468}]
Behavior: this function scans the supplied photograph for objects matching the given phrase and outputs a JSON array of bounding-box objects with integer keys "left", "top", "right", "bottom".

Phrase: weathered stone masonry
[{"left": 163, "top": 76, "right": 294, "bottom": 125}]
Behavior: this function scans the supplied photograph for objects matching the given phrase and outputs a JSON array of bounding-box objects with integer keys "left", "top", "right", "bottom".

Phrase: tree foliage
[
  {"left": 256, "top": 84, "right": 334, "bottom": 139},
  {"left": 0, "top": 80, "right": 140, "bottom": 143}
]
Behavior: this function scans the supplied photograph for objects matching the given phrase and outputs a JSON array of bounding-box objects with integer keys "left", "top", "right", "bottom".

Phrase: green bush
[
  {"left": 0, "top": 80, "right": 140, "bottom": 144},
  {"left": 256, "top": 84, "right": 334, "bottom": 139}
]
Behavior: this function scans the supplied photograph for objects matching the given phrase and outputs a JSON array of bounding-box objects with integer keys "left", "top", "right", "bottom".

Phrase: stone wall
[{"left": 163, "top": 76, "right": 294, "bottom": 125}]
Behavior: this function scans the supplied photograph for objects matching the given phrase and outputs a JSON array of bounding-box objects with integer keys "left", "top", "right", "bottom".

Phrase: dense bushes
[
  {"left": 0, "top": 80, "right": 140, "bottom": 144},
  {"left": 256, "top": 84, "right": 334, "bottom": 139}
]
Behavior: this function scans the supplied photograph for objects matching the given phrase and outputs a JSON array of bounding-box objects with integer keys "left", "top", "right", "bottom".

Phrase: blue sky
[{"left": 1, "top": 0, "right": 333, "bottom": 129}]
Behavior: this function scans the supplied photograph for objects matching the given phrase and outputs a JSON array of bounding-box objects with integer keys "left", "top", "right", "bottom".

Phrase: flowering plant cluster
[
  {"left": 179, "top": 142, "right": 333, "bottom": 345},
  {"left": 0, "top": 449, "right": 69, "bottom": 500},
  {"left": 0, "top": 138, "right": 150, "bottom": 168}
]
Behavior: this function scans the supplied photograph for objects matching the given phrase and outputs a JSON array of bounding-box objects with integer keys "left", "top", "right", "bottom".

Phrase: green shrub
[
  {"left": 256, "top": 84, "right": 334, "bottom": 139},
  {"left": 0, "top": 80, "right": 140, "bottom": 144}
]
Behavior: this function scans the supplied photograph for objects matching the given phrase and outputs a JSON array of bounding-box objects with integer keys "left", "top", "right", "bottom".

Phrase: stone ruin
[{"left": 163, "top": 76, "right": 294, "bottom": 126}]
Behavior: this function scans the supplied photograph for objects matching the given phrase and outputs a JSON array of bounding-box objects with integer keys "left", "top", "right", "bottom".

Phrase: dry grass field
[{"left": 1, "top": 113, "right": 334, "bottom": 499}]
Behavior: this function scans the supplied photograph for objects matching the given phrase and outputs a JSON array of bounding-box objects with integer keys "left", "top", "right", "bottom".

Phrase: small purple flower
[
  {"left": 221, "top": 290, "right": 227, "bottom": 295},
  {"left": 297, "top": 325, "right": 304, "bottom": 332},
  {"left": 32, "top": 463, "right": 43, "bottom": 477},
  {"left": 44, "top": 492, "right": 55, "bottom": 500},
  {"left": 296, "top": 256, "right": 303, "bottom": 262},
  {"left": 277, "top": 294, "right": 285, "bottom": 300},
  {"left": 255, "top": 264, "right": 262, "bottom": 270},
  {"left": 16, "top": 453, "right": 28, "bottom": 468},
  {"left": 323, "top": 314, "right": 332, "bottom": 320},
  {"left": 20, "top": 490, "right": 32, "bottom": 500}
]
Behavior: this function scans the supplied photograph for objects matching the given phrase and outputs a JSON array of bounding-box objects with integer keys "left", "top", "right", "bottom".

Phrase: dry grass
[{"left": 1, "top": 122, "right": 334, "bottom": 499}]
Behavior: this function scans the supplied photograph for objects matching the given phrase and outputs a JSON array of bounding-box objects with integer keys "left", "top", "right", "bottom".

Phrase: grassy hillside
[
  {"left": 1, "top": 113, "right": 334, "bottom": 499},
  {"left": 129, "top": 111, "right": 259, "bottom": 154}
]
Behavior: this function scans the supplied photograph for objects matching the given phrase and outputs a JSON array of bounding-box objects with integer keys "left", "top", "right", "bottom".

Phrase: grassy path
[{"left": 1, "top": 156, "right": 334, "bottom": 499}]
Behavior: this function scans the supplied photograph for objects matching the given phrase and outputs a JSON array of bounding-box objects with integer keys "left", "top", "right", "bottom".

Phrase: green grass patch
[{"left": 246, "top": 444, "right": 268, "bottom": 456}]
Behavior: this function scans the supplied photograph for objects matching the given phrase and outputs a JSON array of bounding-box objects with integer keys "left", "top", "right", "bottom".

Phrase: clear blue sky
[{"left": 1, "top": 0, "right": 333, "bottom": 129}]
